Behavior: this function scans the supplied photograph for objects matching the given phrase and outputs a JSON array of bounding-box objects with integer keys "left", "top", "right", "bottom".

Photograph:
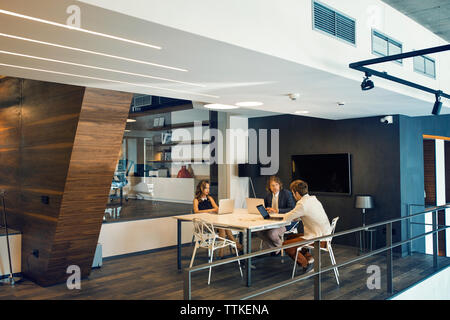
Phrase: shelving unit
[
  {"left": 146, "top": 120, "right": 210, "bottom": 132},
  {"left": 143, "top": 120, "right": 212, "bottom": 177}
]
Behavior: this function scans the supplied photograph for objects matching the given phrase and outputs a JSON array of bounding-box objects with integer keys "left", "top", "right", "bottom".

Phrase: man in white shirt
[{"left": 282, "top": 180, "right": 332, "bottom": 273}]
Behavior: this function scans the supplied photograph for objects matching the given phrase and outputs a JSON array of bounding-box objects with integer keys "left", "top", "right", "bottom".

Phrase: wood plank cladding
[
  {"left": 0, "top": 77, "right": 132, "bottom": 286},
  {"left": 446, "top": 141, "right": 450, "bottom": 205},
  {"left": 423, "top": 139, "right": 436, "bottom": 206},
  {"left": 48, "top": 88, "right": 133, "bottom": 284}
]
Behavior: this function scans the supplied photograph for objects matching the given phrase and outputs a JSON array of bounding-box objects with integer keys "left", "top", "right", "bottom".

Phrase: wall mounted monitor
[{"left": 291, "top": 153, "right": 352, "bottom": 195}]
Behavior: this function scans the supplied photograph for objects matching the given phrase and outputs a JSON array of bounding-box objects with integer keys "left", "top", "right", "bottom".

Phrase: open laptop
[
  {"left": 256, "top": 204, "right": 285, "bottom": 220},
  {"left": 246, "top": 198, "right": 265, "bottom": 214},
  {"left": 216, "top": 199, "right": 235, "bottom": 214}
]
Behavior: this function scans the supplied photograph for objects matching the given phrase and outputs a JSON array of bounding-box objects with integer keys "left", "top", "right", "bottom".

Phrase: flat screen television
[{"left": 291, "top": 153, "right": 351, "bottom": 195}]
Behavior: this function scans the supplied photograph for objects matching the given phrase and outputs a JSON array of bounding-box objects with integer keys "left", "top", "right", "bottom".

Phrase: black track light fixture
[
  {"left": 361, "top": 73, "right": 374, "bottom": 91},
  {"left": 432, "top": 91, "right": 443, "bottom": 115}
]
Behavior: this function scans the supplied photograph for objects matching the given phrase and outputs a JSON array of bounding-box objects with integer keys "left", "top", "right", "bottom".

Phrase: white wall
[
  {"left": 434, "top": 139, "right": 449, "bottom": 257},
  {"left": 98, "top": 217, "right": 193, "bottom": 258},
  {"left": 425, "top": 139, "right": 448, "bottom": 256},
  {"left": 80, "top": 0, "right": 450, "bottom": 104},
  {"left": 0, "top": 234, "right": 21, "bottom": 277},
  {"left": 171, "top": 108, "right": 209, "bottom": 124},
  {"left": 390, "top": 266, "right": 450, "bottom": 300},
  {"left": 228, "top": 116, "right": 250, "bottom": 209}
]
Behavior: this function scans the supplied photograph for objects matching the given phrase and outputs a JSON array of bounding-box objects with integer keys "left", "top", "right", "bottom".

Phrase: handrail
[
  {"left": 186, "top": 204, "right": 450, "bottom": 271},
  {"left": 241, "top": 225, "right": 449, "bottom": 300},
  {"left": 183, "top": 203, "right": 450, "bottom": 300}
]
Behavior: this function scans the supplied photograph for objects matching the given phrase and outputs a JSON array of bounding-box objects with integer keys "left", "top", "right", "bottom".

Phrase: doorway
[{"left": 423, "top": 136, "right": 450, "bottom": 257}]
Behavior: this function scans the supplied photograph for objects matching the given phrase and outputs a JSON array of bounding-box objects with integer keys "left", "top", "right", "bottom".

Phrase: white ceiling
[{"left": 0, "top": 0, "right": 447, "bottom": 119}]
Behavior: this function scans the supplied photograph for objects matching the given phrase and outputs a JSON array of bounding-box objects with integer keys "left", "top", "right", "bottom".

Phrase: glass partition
[{"left": 104, "top": 95, "right": 217, "bottom": 223}]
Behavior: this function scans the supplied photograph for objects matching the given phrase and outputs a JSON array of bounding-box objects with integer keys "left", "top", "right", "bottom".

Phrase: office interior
[{"left": 0, "top": 0, "right": 449, "bottom": 300}]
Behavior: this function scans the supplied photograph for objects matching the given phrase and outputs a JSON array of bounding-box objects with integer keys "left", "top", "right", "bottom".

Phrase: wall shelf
[{"left": 146, "top": 120, "right": 210, "bottom": 132}]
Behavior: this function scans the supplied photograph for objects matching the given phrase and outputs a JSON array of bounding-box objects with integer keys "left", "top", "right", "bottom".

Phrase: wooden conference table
[{"left": 173, "top": 208, "right": 290, "bottom": 287}]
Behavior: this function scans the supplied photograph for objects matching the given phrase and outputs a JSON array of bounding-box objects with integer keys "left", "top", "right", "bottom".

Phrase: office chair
[
  {"left": 291, "top": 217, "right": 340, "bottom": 285},
  {"left": 190, "top": 218, "right": 243, "bottom": 285},
  {"left": 110, "top": 160, "right": 134, "bottom": 204}
]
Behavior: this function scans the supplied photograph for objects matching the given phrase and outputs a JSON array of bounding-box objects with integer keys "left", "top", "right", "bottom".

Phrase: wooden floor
[{"left": 1, "top": 241, "right": 448, "bottom": 300}]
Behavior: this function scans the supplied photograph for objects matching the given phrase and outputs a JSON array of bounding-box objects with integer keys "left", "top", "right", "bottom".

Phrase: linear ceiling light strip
[
  {"left": 0, "top": 50, "right": 203, "bottom": 87},
  {"left": 0, "top": 9, "right": 161, "bottom": 50},
  {"left": 0, "top": 33, "right": 187, "bottom": 72},
  {"left": 0, "top": 62, "right": 218, "bottom": 98}
]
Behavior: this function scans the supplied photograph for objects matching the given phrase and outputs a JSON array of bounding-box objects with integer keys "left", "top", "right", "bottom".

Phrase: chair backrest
[
  {"left": 322, "top": 217, "right": 339, "bottom": 245},
  {"left": 192, "top": 218, "right": 216, "bottom": 247},
  {"left": 126, "top": 160, "right": 135, "bottom": 176},
  {"left": 330, "top": 217, "right": 339, "bottom": 235},
  {"left": 286, "top": 220, "right": 300, "bottom": 234}
]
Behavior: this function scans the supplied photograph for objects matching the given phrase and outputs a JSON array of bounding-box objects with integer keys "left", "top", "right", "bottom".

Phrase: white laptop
[
  {"left": 246, "top": 198, "right": 265, "bottom": 214},
  {"left": 217, "top": 199, "right": 235, "bottom": 214}
]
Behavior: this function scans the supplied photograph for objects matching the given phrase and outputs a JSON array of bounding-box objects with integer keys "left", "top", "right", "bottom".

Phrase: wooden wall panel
[
  {"left": 47, "top": 88, "right": 133, "bottom": 284},
  {"left": 0, "top": 77, "right": 132, "bottom": 286},
  {"left": 446, "top": 141, "right": 450, "bottom": 204},
  {"left": 423, "top": 139, "right": 436, "bottom": 206}
]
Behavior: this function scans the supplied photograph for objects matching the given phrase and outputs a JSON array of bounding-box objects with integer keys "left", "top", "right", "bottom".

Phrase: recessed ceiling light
[
  {"left": 0, "top": 62, "right": 219, "bottom": 98},
  {"left": 0, "top": 9, "right": 162, "bottom": 50},
  {"left": 0, "top": 32, "right": 187, "bottom": 72},
  {"left": 126, "top": 119, "right": 137, "bottom": 123},
  {"left": 294, "top": 110, "right": 310, "bottom": 114},
  {"left": 235, "top": 101, "right": 263, "bottom": 107},
  {"left": 0, "top": 50, "right": 204, "bottom": 87},
  {"left": 204, "top": 104, "right": 239, "bottom": 110},
  {"left": 124, "top": 130, "right": 131, "bottom": 132}
]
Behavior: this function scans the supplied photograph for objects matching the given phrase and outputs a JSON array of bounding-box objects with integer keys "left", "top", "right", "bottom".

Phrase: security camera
[
  {"left": 380, "top": 115, "right": 393, "bottom": 124},
  {"left": 288, "top": 93, "right": 300, "bottom": 101}
]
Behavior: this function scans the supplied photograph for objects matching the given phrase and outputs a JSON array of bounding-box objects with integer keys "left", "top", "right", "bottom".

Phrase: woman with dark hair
[{"left": 193, "top": 180, "right": 243, "bottom": 256}]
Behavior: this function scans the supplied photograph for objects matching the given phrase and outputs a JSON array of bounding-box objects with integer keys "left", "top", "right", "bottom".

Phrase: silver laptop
[
  {"left": 217, "top": 199, "right": 235, "bottom": 214},
  {"left": 246, "top": 198, "right": 265, "bottom": 214}
]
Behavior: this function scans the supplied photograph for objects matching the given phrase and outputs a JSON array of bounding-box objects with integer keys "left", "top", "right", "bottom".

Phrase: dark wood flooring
[
  {"left": 104, "top": 199, "right": 192, "bottom": 223},
  {"left": 0, "top": 240, "right": 448, "bottom": 300}
]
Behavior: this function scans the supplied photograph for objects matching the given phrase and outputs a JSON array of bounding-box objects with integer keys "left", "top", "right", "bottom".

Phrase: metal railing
[{"left": 183, "top": 204, "right": 450, "bottom": 300}]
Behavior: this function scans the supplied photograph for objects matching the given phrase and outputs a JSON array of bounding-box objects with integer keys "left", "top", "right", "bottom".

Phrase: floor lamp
[
  {"left": 0, "top": 191, "right": 21, "bottom": 286},
  {"left": 355, "top": 195, "right": 374, "bottom": 253},
  {"left": 238, "top": 163, "right": 261, "bottom": 198}
]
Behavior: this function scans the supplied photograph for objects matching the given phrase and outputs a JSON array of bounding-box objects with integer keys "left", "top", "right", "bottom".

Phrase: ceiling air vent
[
  {"left": 313, "top": 1, "right": 356, "bottom": 45},
  {"left": 133, "top": 94, "right": 152, "bottom": 108}
]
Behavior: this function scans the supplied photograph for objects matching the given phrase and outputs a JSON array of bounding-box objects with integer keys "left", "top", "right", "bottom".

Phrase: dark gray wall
[
  {"left": 249, "top": 114, "right": 402, "bottom": 248},
  {"left": 399, "top": 114, "right": 450, "bottom": 254},
  {"left": 249, "top": 113, "right": 450, "bottom": 252}
]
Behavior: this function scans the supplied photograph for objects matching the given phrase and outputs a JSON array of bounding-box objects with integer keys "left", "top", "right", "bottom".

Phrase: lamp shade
[
  {"left": 238, "top": 163, "right": 261, "bottom": 178},
  {"left": 355, "top": 195, "right": 374, "bottom": 209}
]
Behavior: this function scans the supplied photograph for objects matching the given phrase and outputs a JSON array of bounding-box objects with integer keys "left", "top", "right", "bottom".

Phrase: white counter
[{"left": 129, "top": 176, "right": 194, "bottom": 203}]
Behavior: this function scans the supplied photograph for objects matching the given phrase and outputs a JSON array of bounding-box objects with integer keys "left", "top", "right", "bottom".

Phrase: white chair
[
  {"left": 291, "top": 217, "right": 340, "bottom": 285},
  {"left": 189, "top": 218, "right": 243, "bottom": 285}
]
